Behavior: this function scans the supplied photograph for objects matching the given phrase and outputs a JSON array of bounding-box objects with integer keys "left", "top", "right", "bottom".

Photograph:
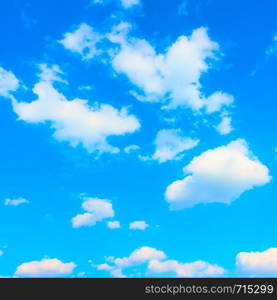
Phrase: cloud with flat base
[{"left": 165, "top": 139, "right": 271, "bottom": 210}]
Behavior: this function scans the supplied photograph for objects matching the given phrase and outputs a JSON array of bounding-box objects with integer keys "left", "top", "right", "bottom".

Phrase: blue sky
[{"left": 0, "top": 0, "right": 276, "bottom": 278}]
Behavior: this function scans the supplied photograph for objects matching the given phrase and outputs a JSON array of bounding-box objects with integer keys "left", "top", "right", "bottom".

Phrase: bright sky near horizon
[{"left": 0, "top": 0, "right": 276, "bottom": 278}]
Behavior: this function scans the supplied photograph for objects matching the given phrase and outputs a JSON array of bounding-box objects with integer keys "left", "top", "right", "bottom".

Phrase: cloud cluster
[
  {"left": 60, "top": 23, "right": 234, "bottom": 133},
  {"left": 166, "top": 139, "right": 271, "bottom": 210},
  {"left": 124, "top": 144, "right": 140, "bottom": 154},
  {"left": 236, "top": 248, "right": 277, "bottom": 276},
  {"left": 15, "top": 258, "right": 76, "bottom": 277},
  {"left": 72, "top": 197, "right": 115, "bottom": 228},
  {"left": 120, "top": 0, "right": 140, "bottom": 8},
  {"left": 9, "top": 64, "right": 140, "bottom": 154},
  {"left": 97, "top": 246, "right": 224, "bottom": 277},
  {"left": 266, "top": 35, "right": 277, "bottom": 56}
]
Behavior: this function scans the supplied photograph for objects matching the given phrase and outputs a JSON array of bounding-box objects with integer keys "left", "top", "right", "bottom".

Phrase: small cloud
[
  {"left": 266, "top": 35, "right": 277, "bottom": 56},
  {"left": 148, "top": 259, "right": 225, "bottom": 277},
  {"left": 4, "top": 198, "right": 29, "bottom": 207},
  {"left": 107, "top": 221, "right": 121, "bottom": 229},
  {"left": 77, "top": 85, "right": 93, "bottom": 91},
  {"left": 93, "top": 0, "right": 140, "bottom": 9},
  {"left": 124, "top": 144, "right": 140, "bottom": 154},
  {"left": 129, "top": 220, "right": 149, "bottom": 230},
  {"left": 152, "top": 129, "right": 199, "bottom": 163},
  {"left": 38, "top": 64, "right": 67, "bottom": 84},
  {"left": 96, "top": 246, "right": 224, "bottom": 278},
  {"left": 215, "top": 115, "right": 233, "bottom": 135}
]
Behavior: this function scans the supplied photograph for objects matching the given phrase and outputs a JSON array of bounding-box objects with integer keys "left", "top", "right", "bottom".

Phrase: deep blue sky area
[{"left": 0, "top": 0, "right": 276, "bottom": 278}]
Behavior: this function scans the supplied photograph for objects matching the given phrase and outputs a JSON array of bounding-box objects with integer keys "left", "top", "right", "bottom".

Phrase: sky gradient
[{"left": 0, "top": 0, "right": 276, "bottom": 278}]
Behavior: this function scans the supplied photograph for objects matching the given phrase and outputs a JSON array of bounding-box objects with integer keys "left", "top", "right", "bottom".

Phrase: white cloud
[
  {"left": 165, "top": 139, "right": 271, "bottom": 210},
  {"left": 205, "top": 92, "right": 233, "bottom": 114},
  {"left": 4, "top": 197, "right": 29, "bottom": 206},
  {"left": 0, "top": 250, "right": 4, "bottom": 256},
  {"left": 129, "top": 220, "right": 149, "bottom": 230},
  {"left": 97, "top": 246, "right": 225, "bottom": 278},
  {"left": 0, "top": 66, "right": 19, "bottom": 97},
  {"left": 148, "top": 259, "right": 225, "bottom": 277},
  {"left": 107, "top": 221, "right": 121, "bottom": 229},
  {"left": 215, "top": 115, "right": 233, "bottom": 135},
  {"left": 120, "top": 0, "right": 140, "bottom": 9},
  {"left": 59, "top": 23, "right": 102, "bottom": 60},
  {"left": 93, "top": 0, "right": 140, "bottom": 9},
  {"left": 15, "top": 258, "right": 76, "bottom": 277},
  {"left": 97, "top": 263, "right": 126, "bottom": 278},
  {"left": 124, "top": 144, "right": 140, "bottom": 153},
  {"left": 109, "top": 24, "right": 234, "bottom": 114},
  {"left": 114, "top": 247, "right": 166, "bottom": 268},
  {"left": 38, "top": 64, "right": 67, "bottom": 84},
  {"left": 236, "top": 248, "right": 277, "bottom": 276},
  {"left": 11, "top": 64, "right": 140, "bottom": 154},
  {"left": 97, "top": 246, "right": 166, "bottom": 277},
  {"left": 266, "top": 35, "right": 277, "bottom": 56},
  {"left": 152, "top": 129, "right": 199, "bottom": 163},
  {"left": 72, "top": 197, "right": 115, "bottom": 228}
]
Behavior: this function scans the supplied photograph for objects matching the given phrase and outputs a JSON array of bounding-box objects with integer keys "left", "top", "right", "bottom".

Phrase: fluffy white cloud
[
  {"left": 129, "top": 220, "right": 149, "bottom": 230},
  {"left": 215, "top": 115, "right": 233, "bottom": 135},
  {"left": 166, "top": 139, "right": 271, "bottom": 210},
  {"left": 97, "top": 246, "right": 225, "bottom": 278},
  {"left": 148, "top": 259, "right": 225, "bottom": 277},
  {"left": 109, "top": 24, "right": 234, "bottom": 113},
  {"left": 0, "top": 250, "right": 4, "bottom": 256},
  {"left": 72, "top": 197, "right": 115, "bottom": 228},
  {"left": 113, "top": 247, "right": 166, "bottom": 268},
  {"left": 152, "top": 129, "right": 199, "bottom": 163},
  {"left": 107, "top": 221, "right": 121, "bottom": 229},
  {"left": 236, "top": 248, "right": 277, "bottom": 276},
  {"left": 266, "top": 35, "right": 277, "bottom": 56},
  {"left": 120, "top": 0, "right": 140, "bottom": 8},
  {"left": 11, "top": 64, "right": 140, "bottom": 154},
  {"left": 59, "top": 23, "right": 101, "bottom": 60},
  {"left": 0, "top": 66, "right": 19, "bottom": 97},
  {"left": 15, "top": 258, "right": 76, "bottom": 277},
  {"left": 4, "top": 197, "right": 29, "bottom": 206}
]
